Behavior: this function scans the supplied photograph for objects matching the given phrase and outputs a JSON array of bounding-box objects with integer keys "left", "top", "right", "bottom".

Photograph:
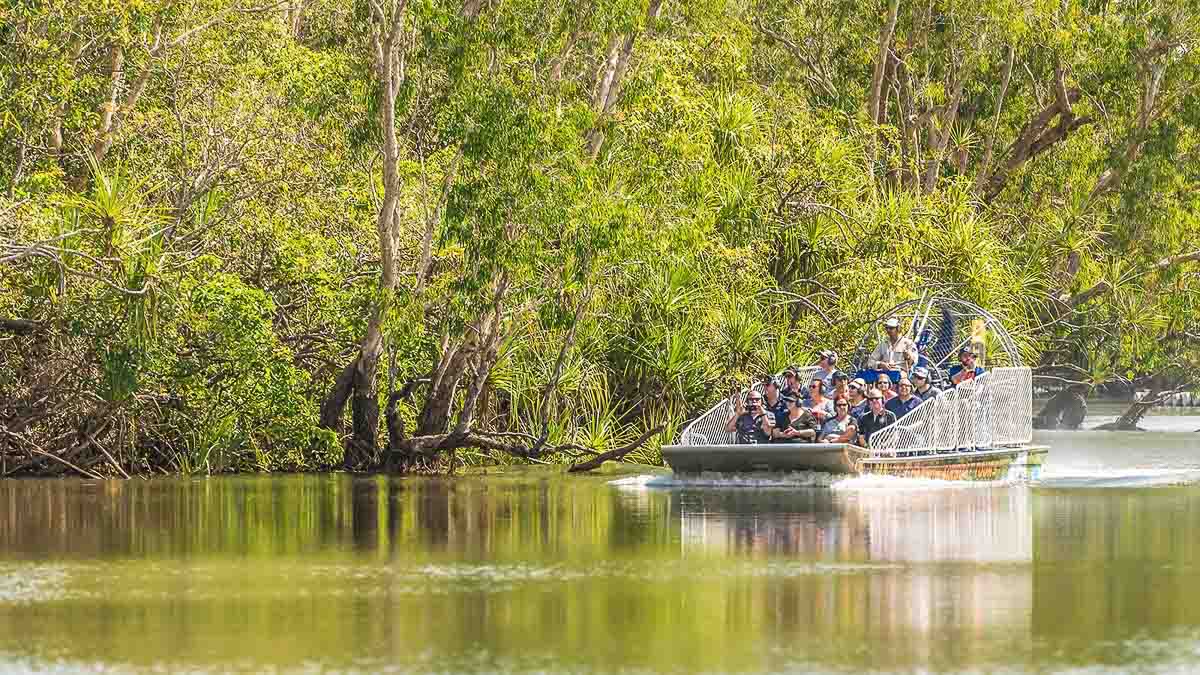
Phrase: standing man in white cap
[{"left": 868, "top": 317, "right": 918, "bottom": 371}]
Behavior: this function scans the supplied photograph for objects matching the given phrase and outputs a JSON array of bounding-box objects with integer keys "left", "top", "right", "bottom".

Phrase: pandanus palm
[{"left": 67, "top": 155, "right": 169, "bottom": 402}]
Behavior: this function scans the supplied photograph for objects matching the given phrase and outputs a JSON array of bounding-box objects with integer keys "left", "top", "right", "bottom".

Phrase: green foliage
[{"left": 3, "top": 0, "right": 1200, "bottom": 475}]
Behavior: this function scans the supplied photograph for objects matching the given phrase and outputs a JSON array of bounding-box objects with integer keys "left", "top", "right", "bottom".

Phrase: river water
[{"left": 0, "top": 411, "right": 1198, "bottom": 673}]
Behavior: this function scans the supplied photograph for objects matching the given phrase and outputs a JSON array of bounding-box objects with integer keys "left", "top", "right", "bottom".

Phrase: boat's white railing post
[{"left": 678, "top": 366, "right": 820, "bottom": 445}]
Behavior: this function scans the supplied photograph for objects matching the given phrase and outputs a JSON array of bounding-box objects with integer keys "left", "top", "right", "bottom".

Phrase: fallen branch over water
[{"left": 388, "top": 424, "right": 666, "bottom": 474}]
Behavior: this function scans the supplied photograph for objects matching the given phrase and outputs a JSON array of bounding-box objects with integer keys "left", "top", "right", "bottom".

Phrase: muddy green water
[{"left": 1, "top": 423, "right": 1199, "bottom": 674}]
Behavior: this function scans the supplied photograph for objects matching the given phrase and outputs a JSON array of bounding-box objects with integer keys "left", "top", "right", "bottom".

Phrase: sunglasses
[
  {"left": 878, "top": 381, "right": 891, "bottom": 386},
  {"left": 747, "top": 397, "right": 762, "bottom": 402},
  {"left": 835, "top": 403, "right": 849, "bottom": 408},
  {"left": 809, "top": 383, "right": 821, "bottom": 389}
]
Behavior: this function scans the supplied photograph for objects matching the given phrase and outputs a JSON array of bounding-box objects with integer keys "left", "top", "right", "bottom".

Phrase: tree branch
[
  {"left": 567, "top": 424, "right": 665, "bottom": 472},
  {"left": 867, "top": 0, "right": 901, "bottom": 125}
]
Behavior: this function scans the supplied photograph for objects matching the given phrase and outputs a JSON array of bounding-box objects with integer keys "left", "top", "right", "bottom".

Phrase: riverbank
[{"left": 4, "top": 405, "right": 1197, "bottom": 479}]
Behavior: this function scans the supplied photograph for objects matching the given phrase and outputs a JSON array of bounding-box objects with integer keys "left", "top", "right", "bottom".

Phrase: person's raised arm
[{"left": 723, "top": 393, "right": 743, "bottom": 432}]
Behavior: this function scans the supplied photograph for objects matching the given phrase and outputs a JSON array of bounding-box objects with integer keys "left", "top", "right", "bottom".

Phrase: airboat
[{"left": 661, "top": 297, "right": 1048, "bottom": 481}]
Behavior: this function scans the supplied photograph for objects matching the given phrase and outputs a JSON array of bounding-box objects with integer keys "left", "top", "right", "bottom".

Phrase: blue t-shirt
[
  {"left": 764, "top": 396, "right": 789, "bottom": 425},
  {"left": 948, "top": 365, "right": 984, "bottom": 386},
  {"left": 885, "top": 395, "right": 922, "bottom": 419},
  {"left": 849, "top": 400, "right": 869, "bottom": 421},
  {"left": 815, "top": 368, "right": 835, "bottom": 391}
]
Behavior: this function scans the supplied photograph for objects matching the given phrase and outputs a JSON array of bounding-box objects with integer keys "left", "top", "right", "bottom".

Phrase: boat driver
[{"left": 868, "top": 317, "right": 918, "bottom": 372}]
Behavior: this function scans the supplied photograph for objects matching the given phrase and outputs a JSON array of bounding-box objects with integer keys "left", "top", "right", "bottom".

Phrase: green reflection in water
[{"left": 0, "top": 473, "right": 1197, "bottom": 673}]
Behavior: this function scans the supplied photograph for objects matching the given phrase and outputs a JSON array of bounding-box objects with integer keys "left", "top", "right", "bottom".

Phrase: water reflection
[
  {"left": 1032, "top": 486, "right": 1200, "bottom": 662},
  {"left": 676, "top": 487, "right": 1032, "bottom": 562},
  {"left": 0, "top": 470, "right": 1197, "bottom": 673},
  {"left": 674, "top": 486, "right": 1035, "bottom": 669}
]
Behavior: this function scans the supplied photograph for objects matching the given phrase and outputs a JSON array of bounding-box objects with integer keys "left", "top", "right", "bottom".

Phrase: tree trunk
[
  {"left": 1094, "top": 385, "right": 1166, "bottom": 431},
  {"left": 1033, "top": 387, "right": 1088, "bottom": 430},
  {"left": 321, "top": 1, "right": 407, "bottom": 462},
  {"left": 320, "top": 360, "right": 357, "bottom": 430},
  {"left": 866, "top": 0, "right": 901, "bottom": 125},
  {"left": 348, "top": 352, "right": 381, "bottom": 466},
  {"left": 418, "top": 340, "right": 471, "bottom": 435},
  {"left": 584, "top": 0, "right": 662, "bottom": 157}
]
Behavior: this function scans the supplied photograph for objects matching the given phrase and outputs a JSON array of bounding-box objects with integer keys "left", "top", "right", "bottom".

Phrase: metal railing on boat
[
  {"left": 680, "top": 366, "right": 1033, "bottom": 455},
  {"left": 680, "top": 367, "right": 820, "bottom": 446},
  {"left": 868, "top": 367, "right": 1032, "bottom": 454}
]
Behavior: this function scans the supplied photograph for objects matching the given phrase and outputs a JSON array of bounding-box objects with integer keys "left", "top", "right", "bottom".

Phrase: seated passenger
[
  {"left": 762, "top": 378, "right": 789, "bottom": 422},
  {"left": 912, "top": 366, "right": 941, "bottom": 401},
  {"left": 724, "top": 391, "right": 774, "bottom": 443},
  {"left": 805, "top": 378, "right": 834, "bottom": 422},
  {"left": 948, "top": 346, "right": 984, "bottom": 386},
  {"left": 869, "top": 317, "right": 918, "bottom": 372},
  {"left": 856, "top": 388, "right": 898, "bottom": 447},
  {"left": 772, "top": 397, "right": 820, "bottom": 442},
  {"left": 780, "top": 369, "right": 801, "bottom": 400},
  {"left": 885, "top": 377, "right": 922, "bottom": 419},
  {"left": 815, "top": 350, "right": 838, "bottom": 390},
  {"left": 828, "top": 371, "right": 849, "bottom": 401},
  {"left": 820, "top": 396, "right": 858, "bottom": 443},
  {"left": 876, "top": 373, "right": 897, "bottom": 401},
  {"left": 847, "top": 378, "right": 870, "bottom": 420}
]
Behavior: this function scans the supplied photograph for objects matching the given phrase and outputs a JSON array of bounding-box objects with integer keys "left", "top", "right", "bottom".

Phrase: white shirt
[{"left": 869, "top": 336, "right": 917, "bottom": 369}]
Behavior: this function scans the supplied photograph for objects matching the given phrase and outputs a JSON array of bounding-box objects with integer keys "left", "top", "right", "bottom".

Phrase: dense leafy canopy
[{"left": 2, "top": 0, "right": 1199, "bottom": 474}]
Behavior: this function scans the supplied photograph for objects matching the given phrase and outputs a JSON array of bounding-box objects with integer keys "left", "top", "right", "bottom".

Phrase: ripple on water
[
  {"left": 0, "top": 564, "right": 69, "bottom": 605},
  {"left": 1036, "top": 467, "right": 1200, "bottom": 489},
  {"left": 391, "top": 558, "right": 904, "bottom": 590}
]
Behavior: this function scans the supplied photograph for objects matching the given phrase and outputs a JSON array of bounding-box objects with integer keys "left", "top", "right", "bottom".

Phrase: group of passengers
[{"left": 724, "top": 317, "right": 985, "bottom": 447}]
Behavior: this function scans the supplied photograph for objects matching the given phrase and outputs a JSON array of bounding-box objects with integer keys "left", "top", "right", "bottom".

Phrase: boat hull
[{"left": 661, "top": 443, "right": 1047, "bottom": 481}]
